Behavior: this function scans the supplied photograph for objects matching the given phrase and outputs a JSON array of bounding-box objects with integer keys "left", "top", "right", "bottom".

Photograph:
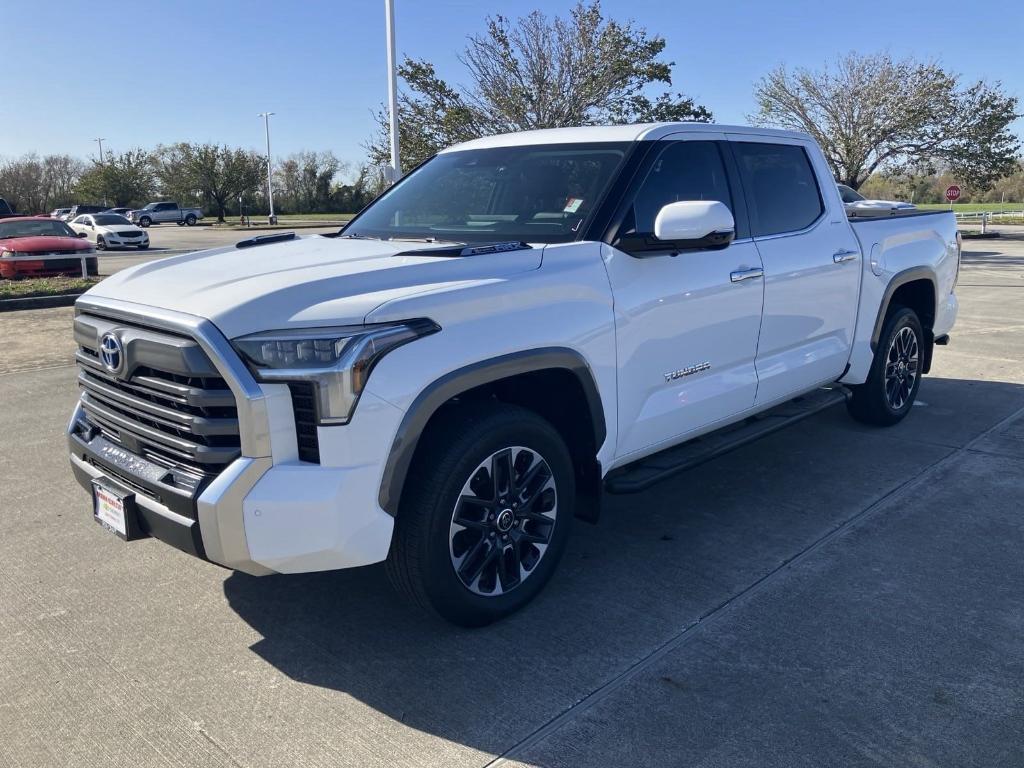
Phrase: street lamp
[
  {"left": 93, "top": 138, "right": 108, "bottom": 206},
  {"left": 258, "top": 112, "right": 277, "bottom": 224},
  {"left": 384, "top": 0, "right": 400, "bottom": 182}
]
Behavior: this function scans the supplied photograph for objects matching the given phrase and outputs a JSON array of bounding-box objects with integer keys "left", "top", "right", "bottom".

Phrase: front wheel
[
  {"left": 139, "top": 217, "right": 151, "bottom": 228},
  {"left": 847, "top": 306, "right": 924, "bottom": 426},
  {"left": 386, "top": 404, "right": 574, "bottom": 626},
  {"left": 96, "top": 236, "right": 106, "bottom": 251},
  {"left": 137, "top": 243, "right": 149, "bottom": 250}
]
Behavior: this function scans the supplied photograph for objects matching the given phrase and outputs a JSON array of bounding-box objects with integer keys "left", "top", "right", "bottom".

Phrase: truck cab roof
[{"left": 442, "top": 123, "right": 812, "bottom": 153}]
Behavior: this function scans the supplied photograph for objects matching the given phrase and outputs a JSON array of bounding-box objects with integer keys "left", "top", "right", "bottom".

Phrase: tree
[
  {"left": 152, "top": 144, "right": 263, "bottom": 221},
  {"left": 752, "top": 52, "right": 1020, "bottom": 191},
  {"left": 75, "top": 149, "right": 156, "bottom": 207},
  {"left": 275, "top": 151, "right": 341, "bottom": 213},
  {"left": 0, "top": 155, "right": 46, "bottom": 212},
  {"left": 367, "top": 0, "right": 712, "bottom": 169},
  {"left": 42, "top": 154, "right": 85, "bottom": 208}
]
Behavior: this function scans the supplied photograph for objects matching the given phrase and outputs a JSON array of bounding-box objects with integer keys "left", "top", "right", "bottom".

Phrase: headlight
[{"left": 231, "top": 319, "right": 439, "bottom": 425}]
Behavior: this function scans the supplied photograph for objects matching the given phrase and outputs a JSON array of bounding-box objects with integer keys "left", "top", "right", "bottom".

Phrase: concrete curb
[{"left": 0, "top": 293, "right": 82, "bottom": 312}]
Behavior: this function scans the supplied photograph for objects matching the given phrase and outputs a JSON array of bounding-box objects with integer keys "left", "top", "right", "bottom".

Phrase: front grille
[
  {"left": 288, "top": 383, "right": 320, "bottom": 463},
  {"left": 75, "top": 316, "right": 241, "bottom": 480},
  {"left": 117, "top": 230, "right": 141, "bottom": 238}
]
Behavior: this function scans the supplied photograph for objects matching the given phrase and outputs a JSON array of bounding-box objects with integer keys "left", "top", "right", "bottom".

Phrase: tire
[
  {"left": 185, "top": 214, "right": 197, "bottom": 226},
  {"left": 139, "top": 216, "right": 151, "bottom": 228},
  {"left": 386, "top": 403, "right": 575, "bottom": 627},
  {"left": 847, "top": 306, "right": 924, "bottom": 426},
  {"left": 137, "top": 243, "right": 148, "bottom": 250},
  {"left": 96, "top": 236, "right": 106, "bottom": 251},
  {"left": 176, "top": 221, "right": 185, "bottom": 227}
]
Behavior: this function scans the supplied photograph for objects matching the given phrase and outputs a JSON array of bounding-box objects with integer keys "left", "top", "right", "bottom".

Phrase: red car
[{"left": 0, "top": 216, "right": 98, "bottom": 279}]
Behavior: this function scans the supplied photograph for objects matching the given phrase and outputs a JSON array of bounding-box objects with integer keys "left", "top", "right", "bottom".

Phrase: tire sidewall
[
  {"left": 413, "top": 413, "right": 575, "bottom": 625},
  {"left": 875, "top": 307, "right": 923, "bottom": 419}
]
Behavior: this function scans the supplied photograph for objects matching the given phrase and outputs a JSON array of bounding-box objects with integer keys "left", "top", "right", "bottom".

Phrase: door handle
[
  {"left": 730, "top": 267, "right": 764, "bottom": 283},
  {"left": 833, "top": 248, "right": 859, "bottom": 263}
]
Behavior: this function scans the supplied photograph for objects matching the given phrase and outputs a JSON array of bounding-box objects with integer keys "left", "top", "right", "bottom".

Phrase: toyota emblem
[{"left": 99, "top": 332, "right": 124, "bottom": 374}]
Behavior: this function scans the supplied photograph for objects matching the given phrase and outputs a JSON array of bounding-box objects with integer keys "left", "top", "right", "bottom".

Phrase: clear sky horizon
[{"left": 2, "top": 0, "right": 1022, "bottom": 177}]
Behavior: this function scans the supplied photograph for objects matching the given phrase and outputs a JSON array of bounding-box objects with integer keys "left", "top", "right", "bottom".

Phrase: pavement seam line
[
  {"left": 0, "top": 362, "right": 77, "bottom": 377},
  {"left": 484, "top": 400, "right": 1024, "bottom": 767}
]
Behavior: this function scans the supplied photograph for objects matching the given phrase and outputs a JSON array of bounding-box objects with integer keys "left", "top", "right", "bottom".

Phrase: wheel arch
[
  {"left": 871, "top": 267, "right": 938, "bottom": 373},
  {"left": 378, "top": 347, "right": 607, "bottom": 521}
]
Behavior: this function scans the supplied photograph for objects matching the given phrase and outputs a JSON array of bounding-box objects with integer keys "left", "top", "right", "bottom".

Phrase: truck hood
[{"left": 86, "top": 234, "right": 543, "bottom": 338}]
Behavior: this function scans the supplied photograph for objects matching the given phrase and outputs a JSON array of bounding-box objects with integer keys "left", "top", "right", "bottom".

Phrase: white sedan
[{"left": 68, "top": 213, "right": 150, "bottom": 250}]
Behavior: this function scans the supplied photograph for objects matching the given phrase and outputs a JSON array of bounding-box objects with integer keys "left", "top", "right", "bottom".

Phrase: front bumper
[
  {"left": 102, "top": 235, "right": 148, "bottom": 248},
  {"left": 67, "top": 296, "right": 399, "bottom": 576}
]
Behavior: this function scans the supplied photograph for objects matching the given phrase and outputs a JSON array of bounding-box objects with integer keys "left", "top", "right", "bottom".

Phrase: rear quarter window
[{"left": 733, "top": 142, "right": 824, "bottom": 237}]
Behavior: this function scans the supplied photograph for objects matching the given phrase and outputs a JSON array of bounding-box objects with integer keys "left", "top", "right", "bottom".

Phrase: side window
[
  {"left": 733, "top": 142, "right": 824, "bottom": 237},
  {"left": 621, "top": 141, "right": 736, "bottom": 238}
]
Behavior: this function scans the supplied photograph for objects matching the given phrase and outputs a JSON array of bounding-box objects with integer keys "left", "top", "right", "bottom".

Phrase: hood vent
[{"left": 236, "top": 232, "right": 297, "bottom": 249}]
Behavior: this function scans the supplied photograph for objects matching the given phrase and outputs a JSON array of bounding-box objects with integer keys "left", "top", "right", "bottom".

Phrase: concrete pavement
[{"left": 1, "top": 238, "right": 1022, "bottom": 767}]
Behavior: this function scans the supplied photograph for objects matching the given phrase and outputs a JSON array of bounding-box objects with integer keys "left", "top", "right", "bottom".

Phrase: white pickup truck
[{"left": 68, "top": 123, "right": 959, "bottom": 625}]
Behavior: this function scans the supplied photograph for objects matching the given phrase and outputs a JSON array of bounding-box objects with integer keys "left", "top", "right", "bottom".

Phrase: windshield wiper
[{"left": 338, "top": 233, "right": 384, "bottom": 240}]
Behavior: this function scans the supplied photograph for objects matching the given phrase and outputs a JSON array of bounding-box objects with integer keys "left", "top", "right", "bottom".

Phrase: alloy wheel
[
  {"left": 448, "top": 446, "right": 558, "bottom": 597},
  {"left": 884, "top": 325, "right": 919, "bottom": 410}
]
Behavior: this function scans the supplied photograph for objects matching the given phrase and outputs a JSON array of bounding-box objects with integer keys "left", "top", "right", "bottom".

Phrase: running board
[{"left": 604, "top": 386, "right": 850, "bottom": 494}]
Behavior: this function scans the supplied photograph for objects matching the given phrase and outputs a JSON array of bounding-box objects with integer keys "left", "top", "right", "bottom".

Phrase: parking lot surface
[{"left": 1, "top": 236, "right": 1022, "bottom": 767}]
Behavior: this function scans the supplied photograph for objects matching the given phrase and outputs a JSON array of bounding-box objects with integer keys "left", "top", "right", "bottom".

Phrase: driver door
[{"left": 603, "top": 136, "right": 765, "bottom": 461}]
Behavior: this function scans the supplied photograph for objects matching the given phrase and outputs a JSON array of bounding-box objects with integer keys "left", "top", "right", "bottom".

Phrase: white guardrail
[
  {"left": 2, "top": 250, "right": 95, "bottom": 278},
  {"left": 953, "top": 210, "right": 1024, "bottom": 221}
]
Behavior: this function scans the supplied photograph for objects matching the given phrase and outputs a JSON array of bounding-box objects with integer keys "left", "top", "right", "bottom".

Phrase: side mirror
[{"left": 654, "top": 200, "right": 735, "bottom": 246}]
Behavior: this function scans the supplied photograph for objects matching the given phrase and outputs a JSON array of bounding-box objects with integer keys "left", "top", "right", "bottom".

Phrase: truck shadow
[{"left": 222, "top": 376, "right": 1024, "bottom": 755}]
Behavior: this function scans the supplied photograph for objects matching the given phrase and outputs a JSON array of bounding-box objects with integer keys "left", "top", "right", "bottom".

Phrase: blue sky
[{"left": 2, "top": 0, "right": 1022, "bottom": 175}]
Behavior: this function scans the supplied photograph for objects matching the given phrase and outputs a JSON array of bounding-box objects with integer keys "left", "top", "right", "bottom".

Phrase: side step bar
[{"left": 604, "top": 386, "right": 850, "bottom": 494}]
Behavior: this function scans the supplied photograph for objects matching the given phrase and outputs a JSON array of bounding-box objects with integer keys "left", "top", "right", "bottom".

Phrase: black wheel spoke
[{"left": 491, "top": 449, "right": 514, "bottom": 500}]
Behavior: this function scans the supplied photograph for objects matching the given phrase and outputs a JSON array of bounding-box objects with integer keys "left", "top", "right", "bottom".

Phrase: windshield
[
  {"left": 344, "top": 143, "right": 630, "bottom": 244},
  {"left": 93, "top": 214, "right": 131, "bottom": 226},
  {"left": 837, "top": 184, "right": 864, "bottom": 203},
  {"left": 0, "top": 220, "right": 76, "bottom": 239}
]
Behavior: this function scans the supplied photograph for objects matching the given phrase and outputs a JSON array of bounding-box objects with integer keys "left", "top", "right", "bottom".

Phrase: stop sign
[{"left": 945, "top": 185, "right": 962, "bottom": 202}]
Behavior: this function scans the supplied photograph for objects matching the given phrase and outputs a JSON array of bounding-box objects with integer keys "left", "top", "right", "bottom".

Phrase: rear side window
[
  {"left": 733, "top": 142, "right": 823, "bottom": 237},
  {"left": 621, "top": 141, "right": 736, "bottom": 237}
]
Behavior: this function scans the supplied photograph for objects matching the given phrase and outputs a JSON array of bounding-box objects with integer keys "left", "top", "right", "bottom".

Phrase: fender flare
[
  {"left": 870, "top": 266, "right": 939, "bottom": 351},
  {"left": 377, "top": 347, "right": 607, "bottom": 516}
]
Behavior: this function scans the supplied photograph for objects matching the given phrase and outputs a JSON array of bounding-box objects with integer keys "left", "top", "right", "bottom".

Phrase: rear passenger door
[{"left": 729, "top": 137, "right": 861, "bottom": 406}]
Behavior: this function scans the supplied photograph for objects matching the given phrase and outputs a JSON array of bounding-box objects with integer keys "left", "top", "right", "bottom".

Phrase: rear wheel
[
  {"left": 847, "top": 306, "right": 924, "bottom": 426},
  {"left": 185, "top": 214, "right": 197, "bottom": 226},
  {"left": 386, "top": 404, "right": 574, "bottom": 626}
]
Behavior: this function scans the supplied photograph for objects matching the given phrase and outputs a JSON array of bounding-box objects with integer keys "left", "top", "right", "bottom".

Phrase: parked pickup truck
[
  {"left": 126, "top": 201, "right": 202, "bottom": 227},
  {"left": 68, "top": 123, "right": 959, "bottom": 626}
]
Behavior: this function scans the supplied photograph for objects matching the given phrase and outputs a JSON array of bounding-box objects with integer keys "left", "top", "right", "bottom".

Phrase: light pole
[
  {"left": 94, "top": 138, "right": 108, "bottom": 206},
  {"left": 384, "top": 0, "right": 400, "bottom": 182},
  {"left": 258, "top": 112, "right": 277, "bottom": 224}
]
